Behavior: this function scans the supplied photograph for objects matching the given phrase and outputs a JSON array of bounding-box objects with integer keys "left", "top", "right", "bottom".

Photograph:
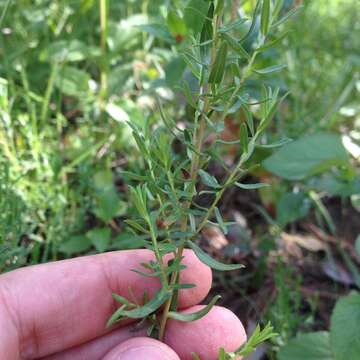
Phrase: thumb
[{"left": 102, "top": 337, "right": 180, "bottom": 360}]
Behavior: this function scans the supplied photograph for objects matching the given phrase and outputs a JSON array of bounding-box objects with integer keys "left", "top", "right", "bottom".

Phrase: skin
[{"left": 0, "top": 249, "right": 247, "bottom": 360}]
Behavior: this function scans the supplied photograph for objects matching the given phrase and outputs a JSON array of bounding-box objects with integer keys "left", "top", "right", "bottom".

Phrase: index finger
[{"left": 0, "top": 249, "right": 212, "bottom": 359}]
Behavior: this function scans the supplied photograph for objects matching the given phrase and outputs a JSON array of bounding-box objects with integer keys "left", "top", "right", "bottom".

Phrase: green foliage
[
  {"left": 0, "top": 0, "right": 359, "bottom": 358},
  {"left": 218, "top": 322, "right": 278, "bottom": 359},
  {"left": 278, "top": 332, "right": 333, "bottom": 360},
  {"left": 263, "top": 133, "right": 349, "bottom": 180},
  {"left": 330, "top": 292, "right": 360, "bottom": 360},
  {"left": 279, "top": 292, "right": 360, "bottom": 360}
]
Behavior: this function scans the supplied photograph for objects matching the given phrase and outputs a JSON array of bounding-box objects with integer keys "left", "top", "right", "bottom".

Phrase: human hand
[{"left": 0, "top": 249, "right": 246, "bottom": 360}]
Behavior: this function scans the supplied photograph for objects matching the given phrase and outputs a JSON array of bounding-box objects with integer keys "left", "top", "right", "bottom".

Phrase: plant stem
[
  {"left": 41, "top": 62, "right": 58, "bottom": 126},
  {"left": 99, "top": 0, "right": 108, "bottom": 103},
  {"left": 158, "top": 11, "right": 221, "bottom": 341}
]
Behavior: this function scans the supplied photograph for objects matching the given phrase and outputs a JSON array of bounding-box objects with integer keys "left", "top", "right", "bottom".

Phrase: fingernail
[{"left": 119, "top": 345, "right": 173, "bottom": 360}]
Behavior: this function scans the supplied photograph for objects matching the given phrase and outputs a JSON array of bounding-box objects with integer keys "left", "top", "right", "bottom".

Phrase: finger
[
  {"left": 0, "top": 249, "right": 211, "bottom": 359},
  {"left": 42, "top": 305, "right": 245, "bottom": 360},
  {"left": 41, "top": 326, "right": 147, "bottom": 360},
  {"left": 102, "top": 337, "right": 179, "bottom": 360},
  {"left": 164, "top": 305, "right": 247, "bottom": 360}
]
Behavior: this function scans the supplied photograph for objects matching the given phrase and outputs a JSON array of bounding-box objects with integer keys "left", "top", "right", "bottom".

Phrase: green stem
[
  {"left": 41, "top": 63, "right": 58, "bottom": 126},
  {"left": 99, "top": 0, "right": 108, "bottom": 103},
  {"left": 158, "top": 11, "right": 221, "bottom": 341}
]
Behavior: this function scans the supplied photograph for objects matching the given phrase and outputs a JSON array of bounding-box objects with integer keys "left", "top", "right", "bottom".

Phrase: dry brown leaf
[
  {"left": 202, "top": 226, "right": 228, "bottom": 250},
  {"left": 281, "top": 232, "right": 328, "bottom": 252}
]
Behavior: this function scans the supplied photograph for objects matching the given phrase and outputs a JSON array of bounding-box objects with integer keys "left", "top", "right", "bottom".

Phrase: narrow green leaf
[
  {"left": 181, "top": 52, "right": 201, "bottom": 79},
  {"left": 112, "top": 293, "right": 134, "bottom": 307},
  {"left": 171, "top": 283, "right": 196, "bottom": 290},
  {"left": 198, "top": 169, "right": 221, "bottom": 189},
  {"left": 273, "top": 0, "right": 285, "bottom": 20},
  {"left": 215, "top": 207, "right": 227, "bottom": 234},
  {"left": 240, "top": 0, "right": 262, "bottom": 42},
  {"left": 191, "top": 353, "right": 202, "bottom": 360},
  {"left": 253, "top": 64, "right": 287, "bottom": 75},
  {"left": 218, "top": 348, "right": 226, "bottom": 360},
  {"left": 187, "top": 240, "right": 244, "bottom": 271},
  {"left": 221, "top": 33, "right": 250, "bottom": 61},
  {"left": 260, "top": 0, "right": 271, "bottom": 36},
  {"left": 168, "top": 295, "right": 221, "bottom": 321},
  {"left": 124, "top": 219, "right": 148, "bottom": 234},
  {"left": 242, "top": 104, "right": 254, "bottom": 136},
  {"left": 256, "top": 137, "right": 292, "bottom": 148},
  {"left": 257, "top": 98, "right": 279, "bottom": 134},
  {"left": 240, "top": 123, "right": 248, "bottom": 153},
  {"left": 271, "top": 5, "right": 303, "bottom": 28},
  {"left": 120, "top": 171, "right": 147, "bottom": 181},
  {"left": 214, "top": 0, "right": 225, "bottom": 15},
  {"left": 255, "top": 31, "right": 291, "bottom": 52},
  {"left": 219, "top": 18, "right": 247, "bottom": 33},
  {"left": 106, "top": 304, "right": 127, "bottom": 327},
  {"left": 235, "top": 182, "right": 270, "bottom": 190},
  {"left": 208, "top": 41, "right": 228, "bottom": 84},
  {"left": 123, "top": 289, "right": 171, "bottom": 320},
  {"left": 238, "top": 322, "right": 278, "bottom": 356}
]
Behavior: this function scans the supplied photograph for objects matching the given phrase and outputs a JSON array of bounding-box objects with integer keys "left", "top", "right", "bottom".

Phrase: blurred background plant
[{"left": 0, "top": 0, "right": 359, "bottom": 358}]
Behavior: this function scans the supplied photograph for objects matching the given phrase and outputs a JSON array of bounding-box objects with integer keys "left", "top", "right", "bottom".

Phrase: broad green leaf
[
  {"left": 356, "top": 235, "right": 360, "bottom": 257},
  {"left": 198, "top": 169, "right": 221, "bottom": 189},
  {"left": 55, "top": 66, "right": 90, "bottom": 97},
  {"left": 94, "top": 188, "right": 125, "bottom": 222},
  {"left": 276, "top": 192, "right": 311, "bottom": 227},
  {"left": 168, "top": 295, "right": 221, "bottom": 321},
  {"left": 165, "top": 57, "right": 186, "bottom": 86},
  {"left": 253, "top": 64, "right": 287, "bottom": 75},
  {"left": 235, "top": 182, "right": 269, "bottom": 190},
  {"left": 138, "top": 24, "right": 175, "bottom": 43},
  {"left": 184, "top": 0, "right": 209, "bottom": 35},
  {"left": 40, "top": 40, "right": 100, "bottom": 62},
  {"left": 86, "top": 227, "right": 111, "bottom": 253},
  {"left": 59, "top": 235, "right": 91, "bottom": 255},
  {"left": 278, "top": 332, "right": 332, "bottom": 360},
  {"left": 260, "top": 0, "right": 271, "bottom": 36},
  {"left": 312, "top": 176, "right": 360, "bottom": 197},
  {"left": 187, "top": 240, "right": 244, "bottom": 271},
  {"left": 330, "top": 292, "right": 360, "bottom": 360},
  {"left": 208, "top": 41, "right": 228, "bottom": 84},
  {"left": 167, "top": 10, "right": 187, "bottom": 36},
  {"left": 263, "top": 133, "right": 349, "bottom": 180}
]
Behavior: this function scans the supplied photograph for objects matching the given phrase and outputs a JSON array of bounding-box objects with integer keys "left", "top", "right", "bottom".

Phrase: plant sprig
[{"left": 108, "top": 0, "right": 300, "bottom": 357}]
